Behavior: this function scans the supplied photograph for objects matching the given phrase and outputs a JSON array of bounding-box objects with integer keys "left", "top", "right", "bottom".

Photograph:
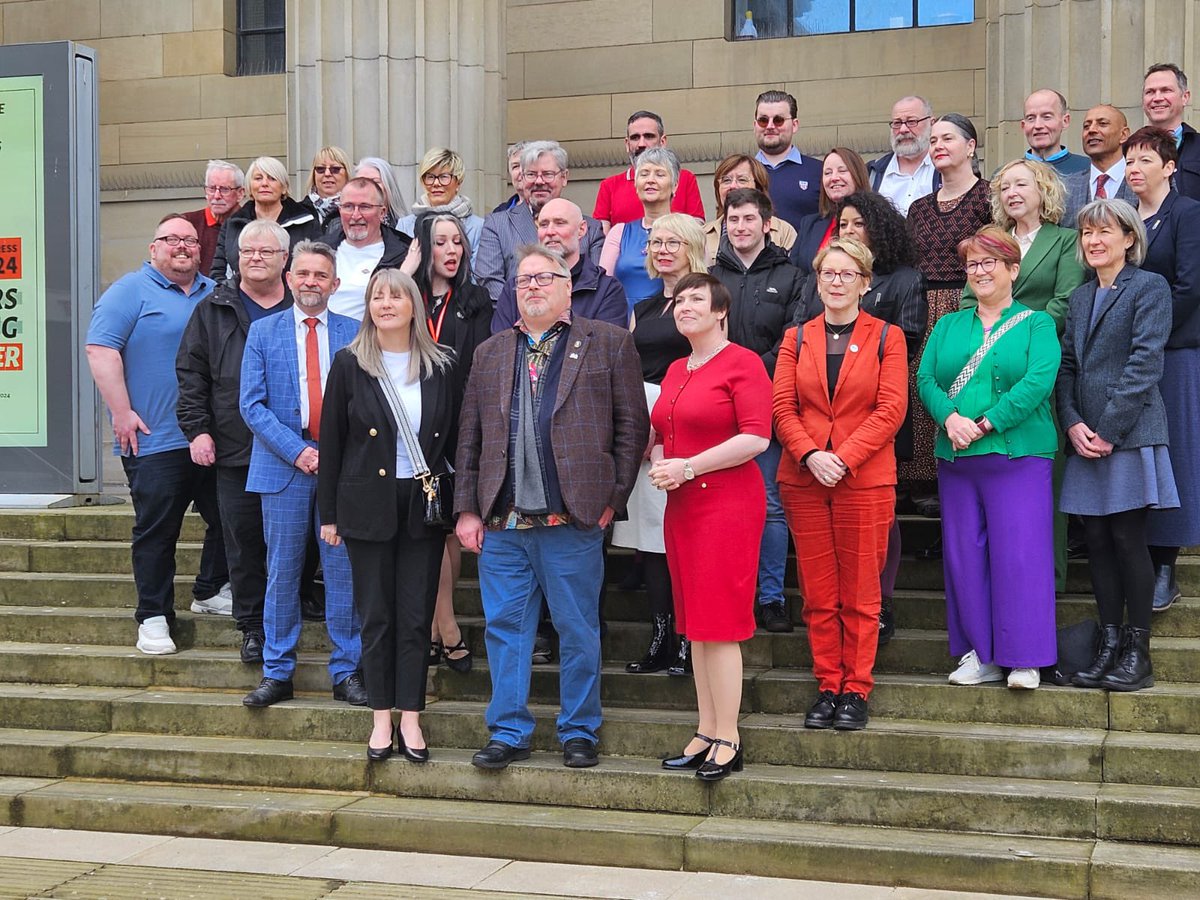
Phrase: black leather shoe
[
  {"left": 804, "top": 690, "right": 839, "bottom": 729},
  {"left": 398, "top": 728, "right": 430, "bottom": 763},
  {"left": 667, "top": 637, "right": 692, "bottom": 676},
  {"left": 833, "top": 692, "right": 869, "bottom": 730},
  {"left": 368, "top": 725, "right": 394, "bottom": 762},
  {"left": 1100, "top": 626, "right": 1155, "bottom": 692},
  {"left": 1071, "top": 624, "right": 1122, "bottom": 687},
  {"left": 662, "top": 732, "right": 715, "bottom": 770},
  {"left": 240, "top": 631, "right": 264, "bottom": 665},
  {"left": 563, "top": 737, "right": 599, "bottom": 768},
  {"left": 626, "top": 614, "right": 673, "bottom": 673},
  {"left": 471, "top": 740, "right": 531, "bottom": 770},
  {"left": 532, "top": 630, "right": 554, "bottom": 665},
  {"left": 760, "top": 601, "right": 794, "bottom": 633},
  {"left": 695, "top": 737, "right": 743, "bottom": 781},
  {"left": 913, "top": 495, "right": 941, "bottom": 518},
  {"left": 1152, "top": 563, "right": 1181, "bottom": 613},
  {"left": 300, "top": 593, "right": 325, "bottom": 623},
  {"left": 242, "top": 677, "right": 293, "bottom": 707},
  {"left": 878, "top": 597, "right": 895, "bottom": 647},
  {"left": 333, "top": 672, "right": 369, "bottom": 706}
]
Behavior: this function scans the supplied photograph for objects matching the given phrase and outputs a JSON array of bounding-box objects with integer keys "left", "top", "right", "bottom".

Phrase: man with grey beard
[{"left": 868, "top": 95, "right": 940, "bottom": 216}]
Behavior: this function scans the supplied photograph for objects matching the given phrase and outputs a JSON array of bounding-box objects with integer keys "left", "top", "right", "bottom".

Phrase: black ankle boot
[
  {"left": 667, "top": 636, "right": 691, "bottom": 676},
  {"left": 1072, "top": 624, "right": 1122, "bottom": 687},
  {"left": 1152, "top": 563, "right": 1181, "bottom": 613},
  {"left": 626, "top": 614, "right": 673, "bottom": 673},
  {"left": 1100, "top": 626, "right": 1154, "bottom": 692},
  {"left": 878, "top": 597, "right": 895, "bottom": 647}
]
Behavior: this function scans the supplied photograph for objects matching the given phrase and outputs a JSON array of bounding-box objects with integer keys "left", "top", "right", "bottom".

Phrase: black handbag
[
  {"left": 375, "top": 372, "right": 454, "bottom": 528},
  {"left": 419, "top": 470, "right": 454, "bottom": 528},
  {"left": 1041, "top": 619, "right": 1100, "bottom": 686}
]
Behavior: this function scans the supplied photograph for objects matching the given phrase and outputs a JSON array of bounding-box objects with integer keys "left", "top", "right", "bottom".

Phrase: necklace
[
  {"left": 687, "top": 340, "right": 728, "bottom": 371},
  {"left": 825, "top": 318, "right": 856, "bottom": 341}
]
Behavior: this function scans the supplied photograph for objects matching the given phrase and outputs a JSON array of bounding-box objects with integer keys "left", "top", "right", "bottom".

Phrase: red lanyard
[{"left": 427, "top": 289, "right": 451, "bottom": 342}]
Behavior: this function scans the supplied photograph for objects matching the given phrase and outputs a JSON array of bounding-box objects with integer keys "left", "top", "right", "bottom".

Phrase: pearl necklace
[{"left": 687, "top": 340, "right": 729, "bottom": 371}]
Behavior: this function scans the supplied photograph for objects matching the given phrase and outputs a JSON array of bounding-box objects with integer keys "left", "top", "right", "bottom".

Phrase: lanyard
[{"left": 427, "top": 289, "right": 451, "bottom": 343}]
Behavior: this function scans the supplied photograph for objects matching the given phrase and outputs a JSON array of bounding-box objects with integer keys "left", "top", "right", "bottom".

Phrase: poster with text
[{"left": 0, "top": 75, "right": 45, "bottom": 447}]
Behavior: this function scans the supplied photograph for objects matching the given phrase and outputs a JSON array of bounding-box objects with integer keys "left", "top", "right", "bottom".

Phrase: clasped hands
[
  {"left": 944, "top": 412, "right": 985, "bottom": 452},
  {"left": 649, "top": 457, "right": 687, "bottom": 491},
  {"left": 1067, "top": 422, "right": 1114, "bottom": 459},
  {"left": 806, "top": 450, "right": 847, "bottom": 487}
]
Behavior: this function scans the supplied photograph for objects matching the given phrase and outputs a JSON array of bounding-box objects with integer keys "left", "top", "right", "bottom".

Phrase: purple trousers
[{"left": 937, "top": 454, "right": 1057, "bottom": 668}]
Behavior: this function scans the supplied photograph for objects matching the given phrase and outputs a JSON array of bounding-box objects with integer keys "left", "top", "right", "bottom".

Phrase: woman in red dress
[{"left": 649, "top": 272, "right": 773, "bottom": 781}]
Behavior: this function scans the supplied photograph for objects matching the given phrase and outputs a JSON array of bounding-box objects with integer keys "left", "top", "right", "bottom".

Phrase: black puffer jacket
[
  {"left": 176, "top": 281, "right": 292, "bottom": 466},
  {"left": 709, "top": 240, "right": 805, "bottom": 377},
  {"left": 210, "top": 197, "right": 321, "bottom": 283}
]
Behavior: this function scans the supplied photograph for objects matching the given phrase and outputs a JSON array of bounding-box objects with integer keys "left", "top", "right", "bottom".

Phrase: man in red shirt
[
  {"left": 592, "top": 111, "right": 704, "bottom": 232},
  {"left": 181, "top": 160, "right": 245, "bottom": 275}
]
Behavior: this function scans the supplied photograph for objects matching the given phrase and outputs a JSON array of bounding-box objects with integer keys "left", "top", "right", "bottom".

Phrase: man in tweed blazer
[
  {"left": 239, "top": 241, "right": 365, "bottom": 708},
  {"left": 455, "top": 244, "right": 649, "bottom": 770}
]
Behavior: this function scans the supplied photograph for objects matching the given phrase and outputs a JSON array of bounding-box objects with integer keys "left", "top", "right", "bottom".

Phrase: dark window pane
[
  {"left": 795, "top": 0, "right": 850, "bottom": 34},
  {"left": 264, "top": 0, "right": 286, "bottom": 29},
  {"left": 918, "top": 0, "right": 973, "bottom": 26},
  {"left": 240, "top": 0, "right": 265, "bottom": 30},
  {"left": 237, "top": 0, "right": 285, "bottom": 76},
  {"left": 856, "top": 0, "right": 912, "bottom": 31}
]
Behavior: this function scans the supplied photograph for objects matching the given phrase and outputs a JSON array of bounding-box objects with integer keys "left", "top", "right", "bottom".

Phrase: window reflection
[{"left": 730, "top": 0, "right": 972, "bottom": 40}]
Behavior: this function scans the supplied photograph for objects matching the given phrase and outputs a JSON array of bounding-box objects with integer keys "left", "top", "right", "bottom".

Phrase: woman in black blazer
[
  {"left": 401, "top": 213, "right": 492, "bottom": 673},
  {"left": 318, "top": 268, "right": 457, "bottom": 761},
  {"left": 788, "top": 148, "right": 870, "bottom": 273}
]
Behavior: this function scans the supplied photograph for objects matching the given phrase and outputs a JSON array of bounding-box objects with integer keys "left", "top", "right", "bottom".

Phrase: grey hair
[
  {"left": 239, "top": 219, "right": 289, "bottom": 251},
  {"left": 246, "top": 156, "right": 290, "bottom": 196},
  {"left": 516, "top": 243, "right": 570, "bottom": 278},
  {"left": 1075, "top": 199, "right": 1147, "bottom": 267},
  {"left": 895, "top": 95, "right": 933, "bottom": 118},
  {"left": 205, "top": 159, "right": 245, "bottom": 189},
  {"left": 354, "top": 157, "right": 409, "bottom": 221},
  {"left": 348, "top": 268, "right": 452, "bottom": 383},
  {"left": 506, "top": 141, "right": 529, "bottom": 161},
  {"left": 633, "top": 147, "right": 680, "bottom": 189},
  {"left": 288, "top": 239, "right": 337, "bottom": 272},
  {"left": 520, "top": 140, "right": 568, "bottom": 173}
]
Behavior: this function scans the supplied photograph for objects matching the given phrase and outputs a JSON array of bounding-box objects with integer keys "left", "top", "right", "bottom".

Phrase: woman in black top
[{"left": 614, "top": 213, "right": 708, "bottom": 674}]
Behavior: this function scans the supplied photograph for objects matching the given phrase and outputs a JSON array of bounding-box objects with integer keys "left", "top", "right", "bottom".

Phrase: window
[
  {"left": 730, "top": 0, "right": 972, "bottom": 40},
  {"left": 237, "top": 0, "right": 285, "bottom": 76}
]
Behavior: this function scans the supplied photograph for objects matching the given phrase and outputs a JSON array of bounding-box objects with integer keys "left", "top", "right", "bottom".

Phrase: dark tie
[
  {"left": 304, "top": 317, "right": 322, "bottom": 442},
  {"left": 1094, "top": 173, "right": 1109, "bottom": 199}
]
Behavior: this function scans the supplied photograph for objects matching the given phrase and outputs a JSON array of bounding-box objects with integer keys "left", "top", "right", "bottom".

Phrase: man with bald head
[
  {"left": 1021, "top": 89, "right": 1090, "bottom": 176},
  {"left": 490, "top": 198, "right": 626, "bottom": 333},
  {"left": 1062, "top": 104, "right": 1135, "bottom": 226}
]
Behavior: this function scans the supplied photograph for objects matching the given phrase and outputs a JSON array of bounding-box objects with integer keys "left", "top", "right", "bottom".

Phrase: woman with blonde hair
[
  {"left": 397, "top": 147, "right": 484, "bottom": 264},
  {"left": 302, "top": 146, "right": 351, "bottom": 230}
]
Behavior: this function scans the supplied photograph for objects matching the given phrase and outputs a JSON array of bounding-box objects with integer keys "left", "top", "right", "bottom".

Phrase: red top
[{"left": 593, "top": 167, "right": 706, "bottom": 225}]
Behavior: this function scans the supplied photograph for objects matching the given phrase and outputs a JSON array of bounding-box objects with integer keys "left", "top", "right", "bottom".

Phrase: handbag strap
[
  {"left": 375, "top": 372, "right": 431, "bottom": 479},
  {"left": 946, "top": 309, "right": 1034, "bottom": 400}
]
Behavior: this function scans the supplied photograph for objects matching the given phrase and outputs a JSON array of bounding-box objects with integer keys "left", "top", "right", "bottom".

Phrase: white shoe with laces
[
  {"left": 1007, "top": 667, "right": 1041, "bottom": 690},
  {"left": 136, "top": 616, "right": 177, "bottom": 655},
  {"left": 948, "top": 650, "right": 1004, "bottom": 685}
]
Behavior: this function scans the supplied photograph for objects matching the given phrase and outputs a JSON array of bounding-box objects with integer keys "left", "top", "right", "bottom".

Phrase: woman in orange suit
[{"left": 773, "top": 236, "right": 908, "bottom": 731}]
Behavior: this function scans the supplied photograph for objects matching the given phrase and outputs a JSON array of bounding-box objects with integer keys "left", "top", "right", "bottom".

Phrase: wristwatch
[{"left": 682, "top": 460, "right": 696, "bottom": 481}]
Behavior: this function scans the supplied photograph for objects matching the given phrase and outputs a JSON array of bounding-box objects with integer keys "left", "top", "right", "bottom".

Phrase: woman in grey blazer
[{"left": 1057, "top": 199, "right": 1179, "bottom": 692}]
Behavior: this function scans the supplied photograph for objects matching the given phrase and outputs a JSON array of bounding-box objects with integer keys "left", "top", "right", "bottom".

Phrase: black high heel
[
  {"left": 661, "top": 731, "right": 715, "bottom": 770},
  {"left": 695, "top": 737, "right": 743, "bottom": 781},
  {"left": 398, "top": 725, "right": 430, "bottom": 763},
  {"left": 429, "top": 639, "right": 443, "bottom": 667},
  {"left": 441, "top": 637, "right": 473, "bottom": 674},
  {"left": 367, "top": 724, "right": 395, "bottom": 762}
]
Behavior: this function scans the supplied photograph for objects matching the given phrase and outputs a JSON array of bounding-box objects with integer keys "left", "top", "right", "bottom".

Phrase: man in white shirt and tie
[{"left": 1062, "top": 105, "right": 1134, "bottom": 226}]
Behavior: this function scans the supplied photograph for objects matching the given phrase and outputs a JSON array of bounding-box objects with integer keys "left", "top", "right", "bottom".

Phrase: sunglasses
[
  {"left": 756, "top": 115, "right": 791, "bottom": 128},
  {"left": 314, "top": 165, "right": 344, "bottom": 175}
]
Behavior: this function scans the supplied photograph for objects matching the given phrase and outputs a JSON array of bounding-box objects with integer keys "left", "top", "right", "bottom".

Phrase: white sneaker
[
  {"left": 948, "top": 650, "right": 1004, "bottom": 685},
  {"left": 191, "top": 583, "right": 233, "bottom": 616},
  {"left": 136, "top": 616, "right": 177, "bottom": 655},
  {"left": 1007, "top": 667, "right": 1040, "bottom": 690}
]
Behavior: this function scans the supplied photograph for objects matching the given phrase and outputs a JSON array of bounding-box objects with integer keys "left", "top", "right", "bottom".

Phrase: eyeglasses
[
  {"left": 889, "top": 116, "right": 932, "bottom": 132},
  {"left": 313, "top": 165, "right": 344, "bottom": 175},
  {"left": 421, "top": 172, "right": 455, "bottom": 186},
  {"left": 818, "top": 269, "right": 863, "bottom": 283},
  {"left": 718, "top": 175, "right": 755, "bottom": 187},
  {"left": 515, "top": 272, "right": 568, "bottom": 289},
  {"left": 155, "top": 235, "right": 200, "bottom": 248},
  {"left": 965, "top": 257, "right": 1001, "bottom": 275},
  {"left": 648, "top": 238, "right": 684, "bottom": 252},
  {"left": 340, "top": 203, "right": 382, "bottom": 214},
  {"left": 523, "top": 170, "right": 563, "bottom": 183},
  {"left": 238, "top": 247, "right": 285, "bottom": 259},
  {"left": 204, "top": 185, "right": 239, "bottom": 196},
  {"left": 756, "top": 115, "right": 791, "bottom": 128}
]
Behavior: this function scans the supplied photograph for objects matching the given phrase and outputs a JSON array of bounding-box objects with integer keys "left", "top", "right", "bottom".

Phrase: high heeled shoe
[
  {"left": 367, "top": 724, "right": 395, "bottom": 762},
  {"left": 441, "top": 637, "right": 473, "bottom": 674},
  {"left": 695, "top": 737, "right": 743, "bottom": 782},
  {"left": 661, "top": 731, "right": 714, "bottom": 770},
  {"left": 398, "top": 726, "right": 430, "bottom": 763}
]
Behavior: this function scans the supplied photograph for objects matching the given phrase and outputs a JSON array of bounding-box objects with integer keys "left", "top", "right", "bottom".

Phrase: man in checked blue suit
[{"left": 239, "top": 239, "right": 366, "bottom": 707}]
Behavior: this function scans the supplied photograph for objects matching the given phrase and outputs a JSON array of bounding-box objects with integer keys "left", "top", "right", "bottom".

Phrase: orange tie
[{"left": 304, "top": 317, "right": 322, "bottom": 442}]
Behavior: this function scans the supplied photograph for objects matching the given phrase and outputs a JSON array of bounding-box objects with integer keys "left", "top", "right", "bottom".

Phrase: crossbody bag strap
[
  {"left": 375, "top": 373, "right": 431, "bottom": 479},
  {"left": 946, "top": 310, "right": 1034, "bottom": 400}
]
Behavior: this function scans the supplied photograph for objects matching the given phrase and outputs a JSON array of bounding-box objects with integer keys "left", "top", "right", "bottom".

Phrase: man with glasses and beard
[
  {"left": 868, "top": 96, "right": 941, "bottom": 216},
  {"left": 320, "top": 177, "right": 411, "bottom": 321},
  {"left": 752, "top": 90, "right": 822, "bottom": 231}
]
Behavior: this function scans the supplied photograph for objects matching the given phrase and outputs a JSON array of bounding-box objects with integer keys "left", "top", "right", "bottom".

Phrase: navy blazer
[
  {"left": 1139, "top": 189, "right": 1200, "bottom": 348},
  {"left": 787, "top": 214, "right": 833, "bottom": 274},
  {"left": 1174, "top": 123, "right": 1200, "bottom": 202},
  {"left": 1057, "top": 265, "right": 1172, "bottom": 449}
]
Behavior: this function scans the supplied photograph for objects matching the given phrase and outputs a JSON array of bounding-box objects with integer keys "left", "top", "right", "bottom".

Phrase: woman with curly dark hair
[{"left": 796, "top": 190, "right": 926, "bottom": 644}]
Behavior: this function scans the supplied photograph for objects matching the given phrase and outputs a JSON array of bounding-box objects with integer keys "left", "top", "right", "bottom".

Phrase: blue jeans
[
  {"left": 478, "top": 524, "right": 604, "bottom": 748},
  {"left": 754, "top": 439, "right": 788, "bottom": 607}
]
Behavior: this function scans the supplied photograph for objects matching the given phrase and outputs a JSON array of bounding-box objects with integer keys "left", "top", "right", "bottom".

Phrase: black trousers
[
  {"left": 343, "top": 479, "right": 444, "bottom": 711},
  {"left": 1082, "top": 508, "right": 1153, "bottom": 630},
  {"left": 214, "top": 465, "right": 267, "bottom": 634}
]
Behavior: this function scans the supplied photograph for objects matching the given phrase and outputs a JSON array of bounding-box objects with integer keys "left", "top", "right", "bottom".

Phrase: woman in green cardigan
[
  {"left": 963, "top": 158, "right": 1086, "bottom": 590},
  {"left": 919, "top": 226, "right": 1061, "bottom": 690}
]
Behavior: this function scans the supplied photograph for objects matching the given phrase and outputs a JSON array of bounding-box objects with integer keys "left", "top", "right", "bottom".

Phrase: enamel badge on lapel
[{"left": 849, "top": 344, "right": 859, "bottom": 352}]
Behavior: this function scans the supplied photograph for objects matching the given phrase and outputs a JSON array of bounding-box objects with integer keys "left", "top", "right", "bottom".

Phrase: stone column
[
  {"left": 287, "top": 0, "right": 507, "bottom": 212},
  {"left": 984, "top": 0, "right": 1200, "bottom": 171}
]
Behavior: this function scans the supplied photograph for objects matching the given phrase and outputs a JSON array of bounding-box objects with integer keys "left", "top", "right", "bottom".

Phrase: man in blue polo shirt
[
  {"left": 1021, "top": 89, "right": 1090, "bottom": 177},
  {"left": 86, "top": 214, "right": 229, "bottom": 655},
  {"left": 752, "top": 89, "right": 822, "bottom": 231}
]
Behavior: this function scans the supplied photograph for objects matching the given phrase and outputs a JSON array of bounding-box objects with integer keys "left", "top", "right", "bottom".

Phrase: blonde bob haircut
[
  {"left": 304, "top": 146, "right": 351, "bottom": 195},
  {"left": 989, "top": 158, "right": 1066, "bottom": 229},
  {"left": 348, "top": 268, "right": 452, "bottom": 384},
  {"left": 812, "top": 236, "right": 875, "bottom": 280},
  {"left": 645, "top": 213, "right": 708, "bottom": 280},
  {"left": 246, "top": 156, "right": 291, "bottom": 197},
  {"left": 418, "top": 147, "right": 466, "bottom": 183}
]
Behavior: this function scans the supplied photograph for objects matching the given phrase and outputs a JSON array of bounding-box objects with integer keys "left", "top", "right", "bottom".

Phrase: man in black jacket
[
  {"left": 176, "top": 219, "right": 293, "bottom": 664},
  {"left": 709, "top": 188, "right": 804, "bottom": 633},
  {"left": 1143, "top": 62, "right": 1200, "bottom": 201}
]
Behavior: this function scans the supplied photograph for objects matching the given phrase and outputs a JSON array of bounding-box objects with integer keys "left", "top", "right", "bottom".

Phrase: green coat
[
  {"left": 961, "top": 223, "right": 1085, "bottom": 333},
  {"left": 917, "top": 301, "right": 1062, "bottom": 462}
]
